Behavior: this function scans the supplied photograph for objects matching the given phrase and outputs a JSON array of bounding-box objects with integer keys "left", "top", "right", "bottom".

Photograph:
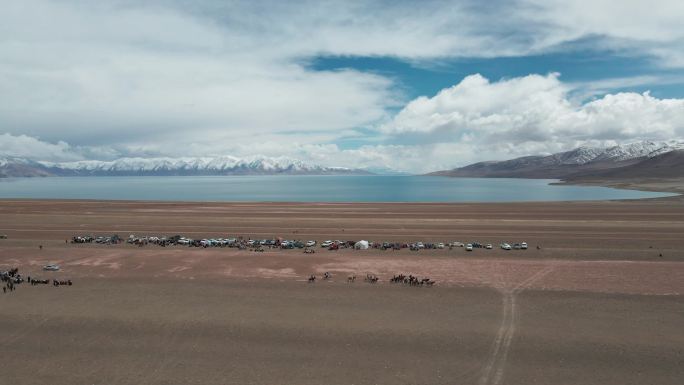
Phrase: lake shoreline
[{"left": 552, "top": 177, "right": 684, "bottom": 200}]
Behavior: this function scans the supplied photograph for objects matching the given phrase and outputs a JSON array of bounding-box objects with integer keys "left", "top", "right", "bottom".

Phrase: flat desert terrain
[{"left": 1, "top": 199, "right": 683, "bottom": 385}]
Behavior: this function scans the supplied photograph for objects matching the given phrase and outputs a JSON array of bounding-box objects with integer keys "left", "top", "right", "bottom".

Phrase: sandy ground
[{"left": 1, "top": 199, "right": 683, "bottom": 384}]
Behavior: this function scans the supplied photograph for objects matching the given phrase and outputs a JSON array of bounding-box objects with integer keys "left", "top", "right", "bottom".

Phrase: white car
[
  {"left": 485, "top": 244, "right": 493, "bottom": 249},
  {"left": 437, "top": 242, "right": 445, "bottom": 249},
  {"left": 451, "top": 242, "right": 464, "bottom": 247},
  {"left": 521, "top": 242, "right": 528, "bottom": 250},
  {"left": 465, "top": 244, "right": 473, "bottom": 251},
  {"left": 306, "top": 240, "right": 316, "bottom": 247},
  {"left": 321, "top": 240, "right": 333, "bottom": 248},
  {"left": 500, "top": 243, "right": 512, "bottom": 250},
  {"left": 416, "top": 242, "right": 425, "bottom": 249},
  {"left": 43, "top": 264, "right": 60, "bottom": 271}
]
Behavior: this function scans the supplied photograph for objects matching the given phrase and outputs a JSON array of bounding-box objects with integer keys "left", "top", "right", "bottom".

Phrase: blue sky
[
  {"left": 1, "top": 0, "right": 683, "bottom": 172},
  {"left": 310, "top": 51, "right": 684, "bottom": 101}
]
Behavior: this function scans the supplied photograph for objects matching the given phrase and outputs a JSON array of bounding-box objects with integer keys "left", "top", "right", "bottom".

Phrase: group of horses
[
  {"left": 1, "top": 267, "right": 73, "bottom": 294},
  {"left": 390, "top": 274, "right": 435, "bottom": 286},
  {"left": 307, "top": 272, "right": 432, "bottom": 286},
  {"left": 308, "top": 271, "right": 331, "bottom": 282}
]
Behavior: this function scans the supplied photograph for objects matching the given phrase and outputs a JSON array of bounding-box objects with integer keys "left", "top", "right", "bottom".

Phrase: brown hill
[
  {"left": 565, "top": 150, "right": 684, "bottom": 180},
  {"left": 428, "top": 156, "right": 643, "bottom": 179},
  {"left": 428, "top": 149, "right": 684, "bottom": 181}
]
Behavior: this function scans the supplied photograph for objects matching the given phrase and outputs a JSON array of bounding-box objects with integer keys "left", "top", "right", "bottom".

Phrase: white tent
[{"left": 354, "top": 240, "right": 370, "bottom": 250}]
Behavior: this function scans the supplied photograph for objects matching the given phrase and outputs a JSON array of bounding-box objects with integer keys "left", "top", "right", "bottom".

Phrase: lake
[{"left": 0, "top": 175, "right": 674, "bottom": 202}]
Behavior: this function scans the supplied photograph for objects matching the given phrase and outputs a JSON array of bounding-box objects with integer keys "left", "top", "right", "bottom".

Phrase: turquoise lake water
[{"left": 0, "top": 175, "right": 674, "bottom": 202}]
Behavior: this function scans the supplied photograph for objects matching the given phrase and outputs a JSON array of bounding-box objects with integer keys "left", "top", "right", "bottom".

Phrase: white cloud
[
  {"left": 0, "top": 133, "right": 130, "bottom": 162},
  {"left": 0, "top": 134, "right": 82, "bottom": 161},
  {"left": 522, "top": 0, "right": 684, "bottom": 65},
  {"left": 382, "top": 73, "right": 684, "bottom": 151},
  {"left": 0, "top": 0, "right": 398, "bottom": 147}
]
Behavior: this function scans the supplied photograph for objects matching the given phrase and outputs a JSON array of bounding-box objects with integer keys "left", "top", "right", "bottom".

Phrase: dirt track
[{"left": 1, "top": 199, "right": 683, "bottom": 384}]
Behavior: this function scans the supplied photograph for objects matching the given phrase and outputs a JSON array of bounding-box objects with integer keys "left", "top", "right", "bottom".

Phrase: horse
[
  {"left": 323, "top": 272, "right": 331, "bottom": 280},
  {"left": 347, "top": 275, "right": 356, "bottom": 283},
  {"left": 390, "top": 274, "right": 406, "bottom": 283},
  {"left": 308, "top": 275, "right": 316, "bottom": 283},
  {"left": 364, "top": 274, "right": 378, "bottom": 283}
]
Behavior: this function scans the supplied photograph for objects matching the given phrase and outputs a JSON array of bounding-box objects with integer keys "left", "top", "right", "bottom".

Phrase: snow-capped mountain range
[
  {"left": 547, "top": 140, "right": 684, "bottom": 165},
  {"left": 429, "top": 140, "right": 684, "bottom": 179},
  {"left": 3, "top": 140, "right": 683, "bottom": 178},
  {"left": 0, "top": 155, "right": 368, "bottom": 177}
]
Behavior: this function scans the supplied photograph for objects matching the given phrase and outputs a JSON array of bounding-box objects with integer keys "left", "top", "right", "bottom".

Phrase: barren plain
[{"left": 1, "top": 199, "right": 683, "bottom": 385}]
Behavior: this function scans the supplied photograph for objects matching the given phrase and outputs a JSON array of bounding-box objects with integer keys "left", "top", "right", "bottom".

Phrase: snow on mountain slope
[
  {"left": 25, "top": 155, "right": 360, "bottom": 176},
  {"left": 551, "top": 147, "right": 605, "bottom": 165},
  {"left": 554, "top": 141, "right": 684, "bottom": 165}
]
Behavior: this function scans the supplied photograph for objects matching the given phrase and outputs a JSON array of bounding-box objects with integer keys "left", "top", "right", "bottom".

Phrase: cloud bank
[
  {"left": 1, "top": 0, "right": 684, "bottom": 173},
  {"left": 383, "top": 73, "right": 684, "bottom": 143}
]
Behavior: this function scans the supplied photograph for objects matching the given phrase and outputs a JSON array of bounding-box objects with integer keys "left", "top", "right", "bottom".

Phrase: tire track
[{"left": 479, "top": 265, "right": 554, "bottom": 385}]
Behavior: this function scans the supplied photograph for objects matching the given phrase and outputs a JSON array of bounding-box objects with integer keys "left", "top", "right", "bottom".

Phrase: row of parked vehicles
[
  {"left": 499, "top": 242, "right": 528, "bottom": 250},
  {"left": 460, "top": 242, "right": 527, "bottom": 251},
  {"left": 460, "top": 242, "right": 528, "bottom": 251},
  {"left": 249, "top": 239, "right": 317, "bottom": 248},
  {"left": 72, "top": 235, "right": 122, "bottom": 244},
  {"left": 75, "top": 234, "right": 529, "bottom": 252},
  {"left": 127, "top": 235, "right": 317, "bottom": 249}
]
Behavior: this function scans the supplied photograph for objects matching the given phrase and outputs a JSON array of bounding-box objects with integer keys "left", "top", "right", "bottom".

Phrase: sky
[{"left": 1, "top": 0, "right": 683, "bottom": 173}]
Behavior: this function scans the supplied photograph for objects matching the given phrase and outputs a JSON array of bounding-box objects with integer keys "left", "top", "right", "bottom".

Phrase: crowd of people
[
  {"left": 1, "top": 267, "right": 72, "bottom": 294},
  {"left": 1, "top": 267, "right": 21, "bottom": 293}
]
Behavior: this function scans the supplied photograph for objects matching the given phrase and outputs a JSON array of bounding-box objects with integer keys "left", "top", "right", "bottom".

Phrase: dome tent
[{"left": 354, "top": 240, "right": 369, "bottom": 250}]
